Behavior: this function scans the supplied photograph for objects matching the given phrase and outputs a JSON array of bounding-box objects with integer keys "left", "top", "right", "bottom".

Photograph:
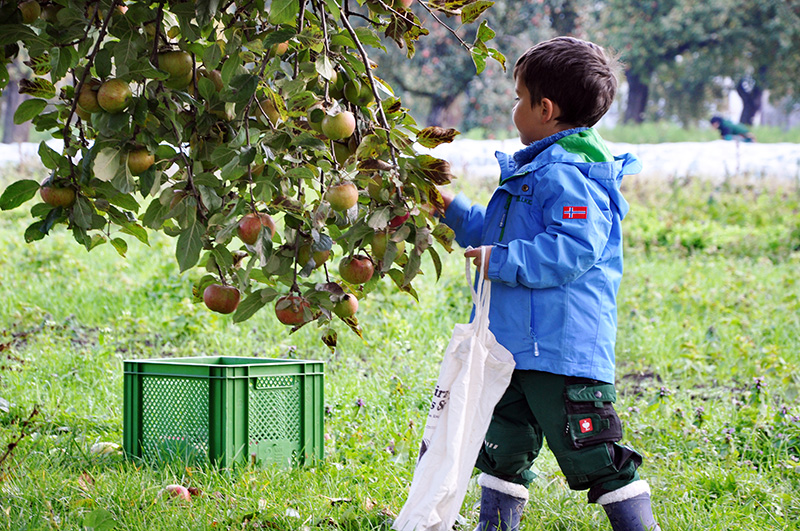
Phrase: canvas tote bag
[{"left": 393, "top": 247, "right": 516, "bottom": 531}]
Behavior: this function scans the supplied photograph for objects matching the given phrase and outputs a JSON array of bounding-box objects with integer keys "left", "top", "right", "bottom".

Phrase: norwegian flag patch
[
  {"left": 579, "top": 418, "right": 593, "bottom": 433},
  {"left": 563, "top": 206, "right": 587, "bottom": 219}
]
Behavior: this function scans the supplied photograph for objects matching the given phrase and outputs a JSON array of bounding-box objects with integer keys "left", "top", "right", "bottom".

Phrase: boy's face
[{"left": 512, "top": 76, "right": 547, "bottom": 145}]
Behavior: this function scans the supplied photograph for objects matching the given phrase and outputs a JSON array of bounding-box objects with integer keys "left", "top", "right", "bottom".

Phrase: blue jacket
[{"left": 442, "top": 128, "right": 642, "bottom": 383}]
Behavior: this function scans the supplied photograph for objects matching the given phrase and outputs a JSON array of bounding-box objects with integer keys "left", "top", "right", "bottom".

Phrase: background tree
[{"left": 0, "top": 0, "right": 505, "bottom": 347}]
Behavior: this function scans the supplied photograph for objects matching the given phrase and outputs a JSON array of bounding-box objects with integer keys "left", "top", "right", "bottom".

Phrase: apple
[
  {"left": 254, "top": 99, "right": 281, "bottom": 125},
  {"left": 40, "top": 4, "right": 62, "bottom": 22},
  {"left": 75, "top": 106, "right": 92, "bottom": 122},
  {"left": 371, "top": 231, "right": 406, "bottom": 260},
  {"left": 198, "top": 68, "right": 224, "bottom": 92},
  {"left": 395, "top": 0, "right": 414, "bottom": 8},
  {"left": 326, "top": 181, "right": 358, "bottom": 211},
  {"left": 321, "top": 111, "right": 356, "bottom": 140},
  {"left": 298, "top": 244, "right": 331, "bottom": 269},
  {"left": 40, "top": 179, "right": 75, "bottom": 207},
  {"left": 127, "top": 149, "right": 154, "bottom": 176},
  {"left": 333, "top": 294, "right": 358, "bottom": 319},
  {"left": 203, "top": 284, "right": 240, "bottom": 314},
  {"left": 344, "top": 79, "right": 375, "bottom": 106},
  {"left": 388, "top": 211, "right": 410, "bottom": 228},
  {"left": 275, "top": 295, "right": 310, "bottom": 325},
  {"left": 77, "top": 79, "right": 102, "bottom": 113},
  {"left": 271, "top": 41, "right": 289, "bottom": 57},
  {"left": 19, "top": 0, "right": 41, "bottom": 23},
  {"left": 163, "top": 484, "right": 191, "bottom": 502},
  {"left": 339, "top": 255, "right": 374, "bottom": 284},
  {"left": 307, "top": 105, "right": 325, "bottom": 133},
  {"left": 237, "top": 213, "right": 275, "bottom": 245},
  {"left": 159, "top": 50, "right": 193, "bottom": 89},
  {"left": 97, "top": 78, "right": 132, "bottom": 114}
]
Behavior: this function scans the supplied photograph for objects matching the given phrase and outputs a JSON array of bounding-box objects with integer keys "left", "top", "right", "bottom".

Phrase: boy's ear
[{"left": 540, "top": 98, "right": 561, "bottom": 123}]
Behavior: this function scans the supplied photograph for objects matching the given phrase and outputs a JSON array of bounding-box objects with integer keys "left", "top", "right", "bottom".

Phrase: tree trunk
[
  {"left": 736, "top": 78, "right": 763, "bottom": 126},
  {"left": 425, "top": 94, "right": 460, "bottom": 128},
  {"left": 623, "top": 70, "right": 649, "bottom": 124}
]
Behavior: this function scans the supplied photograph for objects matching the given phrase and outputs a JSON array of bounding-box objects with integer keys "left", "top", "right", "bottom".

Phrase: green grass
[
  {"left": 598, "top": 122, "right": 800, "bottom": 144},
  {"left": 2, "top": 163, "right": 800, "bottom": 530}
]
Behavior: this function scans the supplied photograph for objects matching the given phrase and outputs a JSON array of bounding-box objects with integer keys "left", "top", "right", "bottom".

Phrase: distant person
[
  {"left": 710, "top": 116, "right": 756, "bottom": 142},
  {"left": 436, "top": 37, "right": 659, "bottom": 531}
]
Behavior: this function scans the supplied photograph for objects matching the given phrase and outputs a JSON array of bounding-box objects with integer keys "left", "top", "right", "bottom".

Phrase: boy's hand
[{"left": 465, "top": 246, "right": 493, "bottom": 279}]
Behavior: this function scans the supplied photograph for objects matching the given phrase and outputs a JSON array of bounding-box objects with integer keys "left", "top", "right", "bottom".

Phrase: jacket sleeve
[
  {"left": 486, "top": 165, "right": 613, "bottom": 289},
  {"left": 441, "top": 192, "right": 486, "bottom": 250}
]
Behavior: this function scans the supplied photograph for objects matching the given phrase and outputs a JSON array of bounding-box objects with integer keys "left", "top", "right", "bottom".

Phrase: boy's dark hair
[
  {"left": 710, "top": 116, "right": 722, "bottom": 125},
  {"left": 514, "top": 37, "right": 618, "bottom": 128}
]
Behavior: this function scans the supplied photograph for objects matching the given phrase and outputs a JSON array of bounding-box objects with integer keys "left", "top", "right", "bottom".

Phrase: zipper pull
[{"left": 534, "top": 342, "right": 540, "bottom": 357}]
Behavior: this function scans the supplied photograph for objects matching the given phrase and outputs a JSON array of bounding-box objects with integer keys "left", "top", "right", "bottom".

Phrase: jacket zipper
[{"left": 498, "top": 195, "right": 512, "bottom": 242}]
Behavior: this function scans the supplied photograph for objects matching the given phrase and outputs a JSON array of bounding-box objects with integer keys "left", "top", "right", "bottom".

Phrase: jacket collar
[{"left": 496, "top": 128, "right": 588, "bottom": 181}]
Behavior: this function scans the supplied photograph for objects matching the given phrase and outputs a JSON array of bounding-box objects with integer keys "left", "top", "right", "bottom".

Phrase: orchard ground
[{"left": 1, "top": 145, "right": 800, "bottom": 530}]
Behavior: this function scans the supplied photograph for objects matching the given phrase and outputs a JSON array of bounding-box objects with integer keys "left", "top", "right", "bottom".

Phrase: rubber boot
[
  {"left": 597, "top": 480, "right": 660, "bottom": 531},
  {"left": 473, "top": 474, "right": 529, "bottom": 531}
]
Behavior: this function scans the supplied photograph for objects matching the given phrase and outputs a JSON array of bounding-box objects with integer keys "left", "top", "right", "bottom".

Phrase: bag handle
[{"left": 465, "top": 247, "right": 492, "bottom": 338}]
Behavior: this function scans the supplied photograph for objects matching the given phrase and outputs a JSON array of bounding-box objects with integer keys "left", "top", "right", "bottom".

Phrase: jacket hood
[{"left": 496, "top": 128, "right": 641, "bottom": 218}]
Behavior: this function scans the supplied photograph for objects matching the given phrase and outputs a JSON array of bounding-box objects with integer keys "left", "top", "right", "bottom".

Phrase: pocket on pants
[{"left": 564, "top": 378, "right": 623, "bottom": 449}]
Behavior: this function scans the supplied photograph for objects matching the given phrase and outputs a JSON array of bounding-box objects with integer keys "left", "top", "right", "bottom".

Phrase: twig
[
  {"left": 0, "top": 406, "right": 40, "bottom": 475},
  {"left": 62, "top": 0, "right": 121, "bottom": 168},
  {"left": 416, "top": 1, "right": 471, "bottom": 51},
  {"left": 339, "top": 9, "right": 399, "bottom": 172}
]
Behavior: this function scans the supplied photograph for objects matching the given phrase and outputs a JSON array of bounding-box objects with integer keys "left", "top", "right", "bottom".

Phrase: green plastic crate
[{"left": 123, "top": 356, "right": 324, "bottom": 468}]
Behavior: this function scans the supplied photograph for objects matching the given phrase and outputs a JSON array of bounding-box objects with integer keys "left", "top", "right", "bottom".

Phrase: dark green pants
[{"left": 475, "top": 370, "right": 642, "bottom": 503}]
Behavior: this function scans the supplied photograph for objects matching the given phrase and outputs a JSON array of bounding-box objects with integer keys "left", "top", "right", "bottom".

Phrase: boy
[{"left": 438, "top": 37, "right": 659, "bottom": 531}]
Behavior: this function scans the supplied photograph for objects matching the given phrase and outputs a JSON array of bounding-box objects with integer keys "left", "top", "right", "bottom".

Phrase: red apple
[
  {"left": 388, "top": 211, "right": 410, "bottom": 228},
  {"left": 333, "top": 294, "right": 358, "bottom": 318},
  {"left": 40, "top": 179, "right": 75, "bottom": 207},
  {"left": 339, "top": 255, "right": 374, "bottom": 284},
  {"left": 203, "top": 284, "right": 240, "bottom": 314},
  {"left": 127, "top": 148, "right": 154, "bottom": 175},
  {"left": 275, "top": 295, "right": 310, "bottom": 325},
  {"left": 237, "top": 213, "right": 275, "bottom": 245},
  {"left": 162, "top": 484, "right": 191, "bottom": 502},
  {"left": 325, "top": 181, "right": 358, "bottom": 211},
  {"left": 97, "top": 78, "right": 132, "bottom": 114},
  {"left": 321, "top": 111, "right": 356, "bottom": 140}
]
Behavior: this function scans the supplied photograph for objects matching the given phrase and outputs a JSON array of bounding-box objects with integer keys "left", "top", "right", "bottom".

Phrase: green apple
[
  {"left": 97, "top": 78, "right": 132, "bottom": 114},
  {"left": 321, "top": 111, "right": 356, "bottom": 140}
]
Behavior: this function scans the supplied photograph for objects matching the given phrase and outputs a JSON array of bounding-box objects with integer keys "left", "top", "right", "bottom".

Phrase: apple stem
[{"left": 216, "top": 263, "right": 228, "bottom": 287}]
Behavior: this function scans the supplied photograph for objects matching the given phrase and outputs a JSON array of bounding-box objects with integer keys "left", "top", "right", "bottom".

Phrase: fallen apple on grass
[
  {"left": 203, "top": 284, "right": 240, "bottom": 314},
  {"left": 162, "top": 484, "right": 191, "bottom": 502}
]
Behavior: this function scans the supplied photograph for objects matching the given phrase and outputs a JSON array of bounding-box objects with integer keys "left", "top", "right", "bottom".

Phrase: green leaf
[
  {"left": 0, "top": 180, "right": 40, "bottom": 211},
  {"left": 83, "top": 507, "right": 117, "bottom": 531},
  {"left": 176, "top": 214, "right": 203, "bottom": 272},
  {"left": 269, "top": 0, "right": 300, "bottom": 26},
  {"left": 202, "top": 42, "right": 223, "bottom": 71},
  {"left": 461, "top": 0, "right": 494, "bottom": 24},
  {"left": 471, "top": 47, "right": 488, "bottom": 75},
  {"left": 111, "top": 237, "right": 128, "bottom": 257},
  {"left": 13, "top": 99, "right": 47, "bottom": 124},
  {"left": 72, "top": 196, "right": 94, "bottom": 229},
  {"left": 38, "top": 141, "right": 62, "bottom": 170},
  {"left": 94, "top": 148, "right": 122, "bottom": 183},
  {"left": 196, "top": 0, "right": 221, "bottom": 26},
  {"left": 233, "top": 289, "right": 268, "bottom": 323}
]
